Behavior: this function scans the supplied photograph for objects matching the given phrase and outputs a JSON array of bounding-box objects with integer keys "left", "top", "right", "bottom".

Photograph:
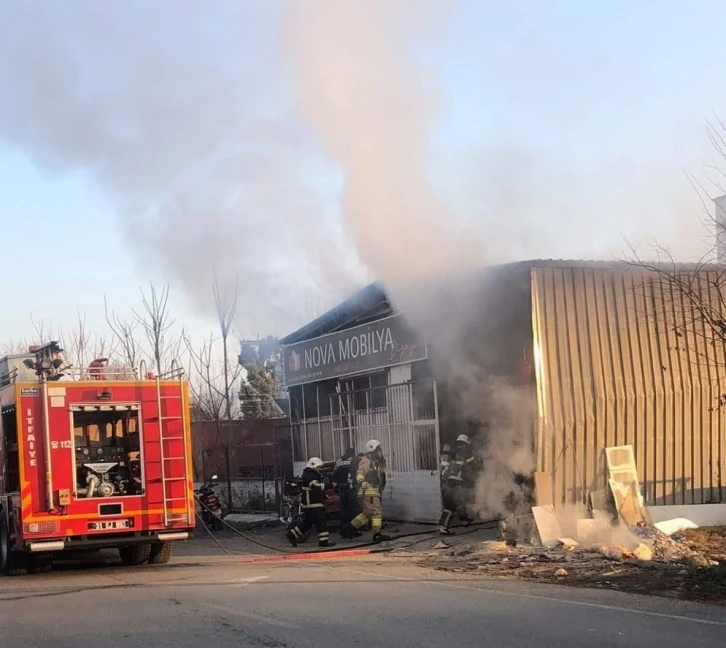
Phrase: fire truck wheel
[
  {"left": 148, "top": 542, "right": 173, "bottom": 564},
  {"left": 0, "top": 519, "right": 28, "bottom": 577},
  {"left": 29, "top": 553, "right": 53, "bottom": 574},
  {"left": 118, "top": 542, "right": 152, "bottom": 567}
]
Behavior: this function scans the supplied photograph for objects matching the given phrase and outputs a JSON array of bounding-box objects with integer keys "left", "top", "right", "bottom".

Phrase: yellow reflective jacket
[{"left": 356, "top": 454, "right": 386, "bottom": 497}]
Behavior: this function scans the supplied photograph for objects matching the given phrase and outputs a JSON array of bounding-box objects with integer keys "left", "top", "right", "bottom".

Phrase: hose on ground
[
  {"left": 195, "top": 509, "right": 238, "bottom": 556},
  {"left": 194, "top": 495, "right": 502, "bottom": 556}
]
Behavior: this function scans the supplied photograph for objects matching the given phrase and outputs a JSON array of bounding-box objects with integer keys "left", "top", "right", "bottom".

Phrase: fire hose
[{"left": 194, "top": 494, "right": 502, "bottom": 556}]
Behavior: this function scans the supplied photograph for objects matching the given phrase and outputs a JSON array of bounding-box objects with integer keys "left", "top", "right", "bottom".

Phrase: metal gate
[{"left": 294, "top": 379, "right": 441, "bottom": 522}]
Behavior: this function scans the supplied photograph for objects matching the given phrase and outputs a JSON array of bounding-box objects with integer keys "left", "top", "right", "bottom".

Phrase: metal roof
[
  {"left": 281, "top": 282, "right": 390, "bottom": 345},
  {"left": 281, "top": 258, "right": 724, "bottom": 345}
]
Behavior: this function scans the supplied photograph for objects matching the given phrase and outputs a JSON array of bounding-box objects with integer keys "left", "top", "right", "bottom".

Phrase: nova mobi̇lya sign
[{"left": 282, "top": 315, "right": 427, "bottom": 387}]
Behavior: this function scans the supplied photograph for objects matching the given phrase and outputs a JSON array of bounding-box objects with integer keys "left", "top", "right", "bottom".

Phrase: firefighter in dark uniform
[
  {"left": 286, "top": 457, "right": 336, "bottom": 548},
  {"left": 333, "top": 447, "right": 358, "bottom": 539},
  {"left": 437, "top": 443, "right": 453, "bottom": 532},
  {"left": 439, "top": 435, "right": 477, "bottom": 535}
]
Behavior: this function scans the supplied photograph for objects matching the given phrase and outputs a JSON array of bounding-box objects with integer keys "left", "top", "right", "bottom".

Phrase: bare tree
[
  {"left": 185, "top": 338, "right": 243, "bottom": 482},
  {"left": 3, "top": 313, "right": 118, "bottom": 377},
  {"left": 626, "top": 241, "right": 726, "bottom": 371},
  {"left": 29, "top": 314, "right": 58, "bottom": 346},
  {"left": 60, "top": 312, "right": 91, "bottom": 369},
  {"left": 60, "top": 312, "right": 117, "bottom": 370},
  {"left": 625, "top": 115, "right": 726, "bottom": 389},
  {"left": 1, "top": 315, "right": 58, "bottom": 358},
  {"left": 183, "top": 274, "right": 242, "bottom": 505},
  {"left": 133, "top": 283, "right": 182, "bottom": 376},
  {"left": 185, "top": 334, "right": 225, "bottom": 480},
  {"left": 1, "top": 339, "right": 31, "bottom": 356},
  {"left": 55, "top": 314, "right": 117, "bottom": 381},
  {"left": 105, "top": 296, "right": 144, "bottom": 371},
  {"left": 214, "top": 274, "right": 239, "bottom": 429},
  {"left": 215, "top": 273, "right": 241, "bottom": 509}
]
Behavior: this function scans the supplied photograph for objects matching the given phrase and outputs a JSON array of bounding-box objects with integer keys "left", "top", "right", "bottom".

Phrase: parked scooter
[{"left": 195, "top": 475, "right": 224, "bottom": 530}]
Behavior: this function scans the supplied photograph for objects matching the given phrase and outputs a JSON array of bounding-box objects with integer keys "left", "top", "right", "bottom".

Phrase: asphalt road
[{"left": 1, "top": 552, "right": 725, "bottom": 647}]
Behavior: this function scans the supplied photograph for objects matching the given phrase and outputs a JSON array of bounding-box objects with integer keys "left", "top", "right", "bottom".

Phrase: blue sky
[{"left": 1, "top": 1, "right": 726, "bottom": 351}]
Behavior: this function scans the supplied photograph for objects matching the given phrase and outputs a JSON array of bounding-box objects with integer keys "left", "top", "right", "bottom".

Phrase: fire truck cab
[{"left": 0, "top": 342, "right": 195, "bottom": 576}]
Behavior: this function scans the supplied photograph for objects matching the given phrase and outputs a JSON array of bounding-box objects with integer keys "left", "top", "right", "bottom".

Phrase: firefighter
[
  {"left": 352, "top": 452, "right": 365, "bottom": 531},
  {"left": 438, "top": 434, "right": 477, "bottom": 535},
  {"left": 437, "top": 443, "right": 453, "bottom": 532},
  {"left": 438, "top": 442, "right": 456, "bottom": 535},
  {"left": 458, "top": 434, "right": 480, "bottom": 520},
  {"left": 286, "top": 457, "right": 336, "bottom": 548},
  {"left": 333, "top": 447, "right": 358, "bottom": 539},
  {"left": 350, "top": 440, "right": 390, "bottom": 542},
  {"left": 440, "top": 443, "right": 452, "bottom": 480}
]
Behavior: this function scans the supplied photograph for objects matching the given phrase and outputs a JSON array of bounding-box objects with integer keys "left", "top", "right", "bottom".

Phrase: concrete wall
[
  {"left": 646, "top": 504, "right": 726, "bottom": 527},
  {"left": 195, "top": 479, "right": 279, "bottom": 512}
]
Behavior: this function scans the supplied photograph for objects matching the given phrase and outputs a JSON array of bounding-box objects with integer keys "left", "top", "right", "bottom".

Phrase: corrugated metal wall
[{"left": 531, "top": 265, "right": 726, "bottom": 507}]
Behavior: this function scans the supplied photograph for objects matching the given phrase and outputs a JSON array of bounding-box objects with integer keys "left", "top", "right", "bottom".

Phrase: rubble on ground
[
  {"left": 413, "top": 523, "right": 725, "bottom": 606},
  {"left": 629, "top": 524, "right": 704, "bottom": 565},
  {"left": 423, "top": 522, "right": 714, "bottom": 567},
  {"left": 588, "top": 523, "right": 707, "bottom": 565},
  {"left": 410, "top": 450, "right": 725, "bottom": 604}
]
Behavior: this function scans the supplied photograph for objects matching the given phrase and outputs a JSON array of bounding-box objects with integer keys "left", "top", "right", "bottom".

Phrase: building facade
[
  {"left": 282, "top": 290, "right": 442, "bottom": 522},
  {"left": 282, "top": 262, "right": 726, "bottom": 523}
]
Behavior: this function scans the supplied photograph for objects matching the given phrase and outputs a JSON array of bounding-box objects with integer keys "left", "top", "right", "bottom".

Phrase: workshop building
[{"left": 281, "top": 260, "right": 726, "bottom": 523}]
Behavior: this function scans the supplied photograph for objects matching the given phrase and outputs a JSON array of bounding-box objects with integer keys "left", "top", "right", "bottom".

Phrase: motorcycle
[{"left": 195, "top": 475, "right": 224, "bottom": 530}]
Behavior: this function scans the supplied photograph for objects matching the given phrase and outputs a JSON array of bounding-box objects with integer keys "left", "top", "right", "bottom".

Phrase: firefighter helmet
[
  {"left": 365, "top": 439, "right": 381, "bottom": 453},
  {"left": 307, "top": 457, "right": 324, "bottom": 470},
  {"left": 456, "top": 434, "right": 471, "bottom": 445}
]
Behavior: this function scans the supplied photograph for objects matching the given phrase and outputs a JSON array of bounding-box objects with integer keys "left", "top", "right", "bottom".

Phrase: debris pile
[
  {"left": 522, "top": 444, "right": 715, "bottom": 568},
  {"left": 414, "top": 528, "right": 724, "bottom": 605},
  {"left": 630, "top": 524, "right": 706, "bottom": 565},
  {"left": 412, "top": 444, "right": 725, "bottom": 605}
]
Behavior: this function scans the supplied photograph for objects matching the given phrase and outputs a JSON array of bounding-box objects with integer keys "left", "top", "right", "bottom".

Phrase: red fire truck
[{"left": 0, "top": 342, "right": 195, "bottom": 576}]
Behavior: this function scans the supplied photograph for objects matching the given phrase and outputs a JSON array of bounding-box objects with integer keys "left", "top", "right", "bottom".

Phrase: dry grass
[{"left": 680, "top": 526, "right": 726, "bottom": 562}]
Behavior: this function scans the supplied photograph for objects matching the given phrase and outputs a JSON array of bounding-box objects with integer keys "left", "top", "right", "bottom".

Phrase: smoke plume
[
  {"left": 284, "top": 0, "right": 485, "bottom": 286},
  {"left": 0, "top": 3, "right": 710, "bottom": 516},
  {"left": 0, "top": 1, "right": 363, "bottom": 333},
  {"left": 284, "top": 1, "right": 535, "bottom": 517},
  {"left": 0, "top": 1, "right": 540, "bottom": 513}
]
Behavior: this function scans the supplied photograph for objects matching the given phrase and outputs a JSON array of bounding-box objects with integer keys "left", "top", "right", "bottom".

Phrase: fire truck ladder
[{"left": 152, "top": 360, "right": 191, "bottom": 527}]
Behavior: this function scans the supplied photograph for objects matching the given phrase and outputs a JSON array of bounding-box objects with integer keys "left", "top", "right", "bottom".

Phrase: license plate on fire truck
[{"left": 88, "top": 519, "right": 134, "bottom": 531}]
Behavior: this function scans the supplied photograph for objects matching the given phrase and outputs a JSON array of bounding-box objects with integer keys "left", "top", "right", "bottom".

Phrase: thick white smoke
[
  {"left": 284, "top": 1, "right": 535, "bottom": 517},
  {"left": 284, "top": 0, "right": 484, "bottom": 286},
  {"left": 0, "top": 1, "right": 364, "bottom": 332},
  {"left": 0, "top": 2, "right": 710, "bottom": 516}
]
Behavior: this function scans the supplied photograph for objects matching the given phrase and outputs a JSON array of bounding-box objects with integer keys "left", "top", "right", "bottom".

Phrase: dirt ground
[
  {"left": 409, "top": 533, "right": 726, "bottom": 607},
  {"left": 194, "top": 518, "right": 726, "bottom": 606}
]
